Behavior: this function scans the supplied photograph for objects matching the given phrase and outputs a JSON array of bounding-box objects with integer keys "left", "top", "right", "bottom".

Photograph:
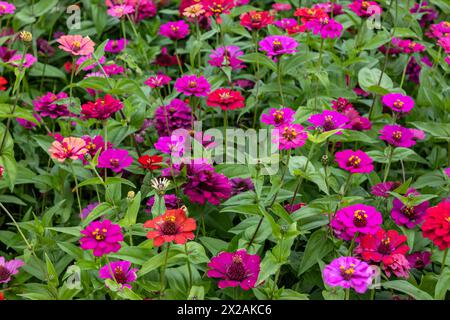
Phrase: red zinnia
[
  {"left": 206, "top": 88, "right": 245, "bottom": 111},
  {"left": 144, "top": 208, "right": 196, "bottom": 247},
  {"left": 138, "top": 155, "right": 163, "bottom": 171},
  {"left": 0, "top": 77, "right": 7, "bottom": 91},
  {"left": 81, "top": 95, "right": 123, "bottom": 120},
  {"left": 422, "top": 201, "right": 450, "bottom": 250},
  {"left": 356, "top": 229, "right": 409, "bottom": 264},
  {"left": 294, "top": 7, "right": 328, "bottom": 24},
  {"left": 0, "top": 291, "right": 4, "bottom": 300},
  {"left": 240, "top": 11, "right": 274, "bottom": 30}
]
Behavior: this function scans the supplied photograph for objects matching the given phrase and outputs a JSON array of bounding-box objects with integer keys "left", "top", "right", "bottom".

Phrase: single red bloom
[
  {"left": 240, "top": 11, "right": 274, "bottom": 30},
  {"left": 0, "top": 77, "right": 7, "bottom": 91},
  {"left": 144, "top": 208, "right": 196, "bottom": 247},
  {"left": 81, "top": 95, "right": 123, "bottom": 120},
  {"left": 205, "top": 0, "right": 234, "bottom": 23},
  {"left": 206, "top": 88, "right": 245, "bottom": 111},
  {"left": 64, "top": 61, "right": 74, "bottom": 73},
  {"left": 356, "top": 229, "right": 409, "bottom": 265},
  {"left": 287, "top": 24, "right": 307, "bottom": 35},
  {"left": 0, "top": 291, "right": 4, "bottom": 300},
  {"left": 138, "top": 155, "right": 163, "bottom": 171},
  {"left": 294, "top": 7, "right": 328, "bottom": 24},
  {"left": 422, "top": 201, "right": 450, "bottom": 250}
]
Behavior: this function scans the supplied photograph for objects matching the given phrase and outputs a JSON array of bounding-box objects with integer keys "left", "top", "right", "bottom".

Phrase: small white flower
[{"left": 151, "top": 177, "right": 170, "bottom": 193}]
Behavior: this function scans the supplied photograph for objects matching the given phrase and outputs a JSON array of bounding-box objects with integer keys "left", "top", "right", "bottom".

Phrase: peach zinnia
[
  {"left": 48, "top": 137, "right": 88, "bottom": 162},
  {"left": 57, "top": 35, "right": 95, "bottom": 56}
]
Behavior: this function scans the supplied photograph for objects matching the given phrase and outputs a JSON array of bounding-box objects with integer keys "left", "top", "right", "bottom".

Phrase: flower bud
[
  {"left": 127, "top": 191, "right": 135, "bottom": 200},
  {"left": 19, "top": 31, "right": 33, "bottom": 43}
]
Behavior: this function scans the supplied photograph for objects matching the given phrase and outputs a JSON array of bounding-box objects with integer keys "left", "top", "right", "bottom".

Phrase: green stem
[
  {"left": 69, "top": 162, "right": 82, "bottom": 216},
  {"left": 185, "top": 243, "right": 193, "bottom": 291},
  {"left": 342, "top": 173, "right": 353, "bottom": 197},
  {"left": 224, "top": 109, "right": 228, "bottom": 157},
  {"left": 160, "top": 243, "right": 171, "bottom": 298},
  {"left": 441, "top": 248, "right": 448, "bottom": 275},
  {"left": 345, "top": 288, "right": 350, "bottom": 300},
  {"left": 383, "top": 146, "right": 394, "bottom": 182},
  {"left": 399, "top": 55, "right": 411, "bottom": 89},
  {"left": 314, "top": 38, "right": 325, "bottom": 112},
  {"left": 252, "top": 31, "right": 261, "bottom": 129},
  {"left": 289, "top": 144, "right": 316, "bottom": 206},
  {"left": 277, "top": 59, "right": 285, "bottom": 106}
]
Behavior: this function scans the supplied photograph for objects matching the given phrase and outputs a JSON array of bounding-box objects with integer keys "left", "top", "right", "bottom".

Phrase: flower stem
[
  {"left": 224, "top": 109, "right": 228, "bottom": 157},
  {"left": 185, "top": 243, "right": 193, "bottom": 292},
  {"left": 399, "top": 54, "right": 411, "bottom": 89},
  {"left": 441, "top": 248, "right": 448, "bottom": 275},
  {"left": 69, "top": 162, "right": 82, "bottom": 216},
  {"left": 383, "top": 146, "right": 394, "bottom": 182},
  {"left": 252, "top": 30, "right": 261, "bottom": 129},
  {"left": 160, "top": 243, "right": 171, "bottom": 298},
  {"left": 345, "top": 288, "right": 350, "bottom": 300},
  {"left": 314, "top": 38, "right": 325, "bottom": 112},
  {"left": 277, "top": 59, "right": 285, "bottom": 106}
]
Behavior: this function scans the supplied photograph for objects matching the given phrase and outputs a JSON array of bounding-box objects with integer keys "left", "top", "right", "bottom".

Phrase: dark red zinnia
[
  {"left": 206, "top": 88, "right": 245, "bottom": 111},
  {"left": 422, "top": 201, "right": 450, "bottom": 250},
  {"left": 0, "top": 76, "right": 7, "bottom": 91},
  {"left": 138, "top": 155, "right": 163, "bottom": 171},
  {"left": 81, "top": 95, "right": 123, "bottom": 120}
]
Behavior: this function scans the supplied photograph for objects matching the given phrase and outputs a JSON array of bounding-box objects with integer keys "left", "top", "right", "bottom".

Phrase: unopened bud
[
  {"left": 322, "top": 155, "right": 329, "bottom": 166},
  {"left": 127, "top": 191, "right": 135, "bottom": 200},
  {"left": 19, "top": 31, "right": 33, "bottom": 43}
]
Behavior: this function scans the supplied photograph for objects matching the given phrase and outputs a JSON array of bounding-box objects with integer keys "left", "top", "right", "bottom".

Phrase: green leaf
[
  {"left": 382, "top": 280, "right": 433, "bottom": 300},
  {"left": 29, "top": 62, "right": 66, "bottom": 80},
  {"left": 188, "top": 286, "right": 205, "bottom": 300},
  {"left": 298, "top": 229, "right": 333, "bottom": 276},
  {"left": 435, "top": 270, "right": 450, "bottom": 300},
  {"left": 83, "top": 202, "right": 114, "bottom": 226},
  {"left": 45, "top": 253, "right": 59, "bottom": 288},
  {"left": 120, "top": 192, "right": 141, "bottom": 227},
  {"left": 239, "top": 53, "right": 277, "bottom": 72},
  {"left": 358, "top": 67, "right": 393, "bottom": 92}
]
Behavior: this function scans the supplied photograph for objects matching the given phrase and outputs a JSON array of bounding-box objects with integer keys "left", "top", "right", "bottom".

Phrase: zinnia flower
[
  {"left": 207, "top": 249, "right": 260, "bottom": 290},
  {"left": 308, "top": 110, "right": 350, "bottom": 134},
  {"left": 355, "top": 229, "right": 409, "bottom": 264},
  {"left": 183, "top": 163, "right": 232, "bottom": 205},
  {"left": 107, "top": 4, "right": 135, "bottom": 18},
  {"left": 81, "top": 95, "right": 124, "bottom": 120},
  {"left": 371, "top": 181, "right": 400, "bottom": 198},
  {"left": 206, "top": 88, "right": 245, "bottom": 111},
  {"left": 383, "top": 253, "right": 410, "bottom": 278},
  {"left": 259, "top": 35, "right": 298, "bottom": 58},
  {"left": 175, "top": 75, "right": 211, "bottom": 97},
  {"left": 422, "top": 201, "right": 450, "bottom": 250},
  {"left": 146, "top": 194, "right": 181, "bottom": 213},
  {"left": 80, "top": 202, "right": 99, "bottom": 220},
  {"left": 80, "top": 220, "right": 123, "bottom": 257},
  {"left": 97, "top": 149, "right": 133, "bottom": 173},
  {"left": 230, "top": 177, "right": 254, "bottom": 196},
  {"left": 144, "top": 74, "right": 171, "bottom": 88},
  {"left": 183, "top": 3, "right": 206, "bottom": 18},
  {"left": 48, "top": 137, "right": 87, "bottom": 162},
  {"left": 99, "top": 260, "right": 138, "bottom": 289},
  {"left": 0, "top": 256, "right": 24, "bottom": 284},
  {"left": 240, "top": 11, "right": 274, "bottom": 30},
  {"left": 154, "top": 98, "right": 192, "bottom": 136},
  {"left": 138, "top": 154, "right": 163, "bottom": 171},
  {"left": 273, "top": 124, "right": 308, "bottom": 150},
  {"left": 208, "top": 46, "right": 245, "bottom": 70},
  {"left": 81, "top": 135, "right": 112, "bottom": 165},
  {"left": 335, "top": 149, "right": 374, "bottom": 174},
  {"left": 323, "top": 256, "right": 374, "bottom": 294},
  {"left": 305, "top": 17, "right": 343, "bottom": 39},
  {"left": 379, "top": 124, "right": 416, "bottom": 148},
  {"left": 0, "top": 76, "right": 7, "bottom": 90},
  {"left": 406, "top": 251, "right": 431, "bottom": 269},
  {"left": 8, "top": 53, "right": 37, "bottom": 68},
  {"left": 382, "top": 93, "right": 415, "bottom": 113},
  {"left": 33, "top": 92, "right": 70, "bottom": 119},
  {"left": 274, "top": 18, "right": 298, "bottom": 30},
  {"left": 154, "top": 135, "right": 186, "bottom": 157},
  {"left": 144, "top": 208, "right": 196, "bottom": 246},
  {"left": 261, "top": 108, "right": 295, "bottom": 127},
  {"left": 391, "top": 189, "right": 429, "bottom": 228},
  {"left": 348, "top": 0, "right": 382, "bottom": 17},
  {"left": 57, "top": 35, "right": 95, "bottom": 56},
  {"left": 105, "top": 39, "right": 128, "bottom": 53},
  {"left": 0, "top": 1, "right": 15, "bottom": 16},
  {"left": 331, "top": 204, "right": 382, "bottom": 241},
  {"left": 159, "top": 20, "right": 190, "bottom": 40}
]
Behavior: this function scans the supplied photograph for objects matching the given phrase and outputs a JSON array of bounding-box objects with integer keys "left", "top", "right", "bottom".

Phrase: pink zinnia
[
  {"left": 8, "top": 54, "right": 37, "bottom": 68},
  {"left": 105, "top": 39, "right": 128, "bottom": 53},
  {"left": 174, "top": 75, "right": 211, "bottom": 97},
  {"left": 159, "top": 20, "right": 190, "bottom": 40},
  {"left": 208, "top": 46, "right": 245, "bottom": 70},
  {"left": 391, "top": 188, "right": 429, "bottom": 228},
  {"left": 331, "top": 204, "right": 382, "bottom": 241},
  {"left": 144, "top": 74, "right": 172, "bottom": 88},
  {"left": 273, "top": 124, "right": 308, "bottom": 150},
  {"left": 323, "top": 256, "right": 374, "bottom": 294},
  {"left": 80, "top": 220, "right": 123, "bottom": 257},
  {"left": 97, "top": 149, "right": 133, "bottom": 173},
  {"left": 305, "top": 17, "right": 343, "bottom": 39},
  {"left": 99, "top": 260, "right": 138, "bottom": 289},
  {"left": 33, "top": 92, "right": 70, "bottom": 119},
  {"left": 382, "top": 93, "right": 414, "bottom": 113},
  {"left": 57, "top": 35, "right": 95, "bottom": 56},
  {"left": 335, "top": 149, "right": 374, "bottom": 174},
  {"left": 0, "top": 1, "right": 15, "bottom": 15},
  {"left": 207, "top": 249, "right": 260, "bottom": 290},
  {"left": 379, "top": 124, "right": 416, "bottom": 148},
  {"left": 107, "top": 4, "right": 135, "bottom": 18},
  {"left": 48, "top": 137, "right": 87, "bottom": 162},
  {"left": 383, "top": 253, "right": 410, "bottom": 279},
  {"left": 261, "top": 107, "right": 295, "bottom": 127},
  {"left": 259, "top": 35, "right": 298, "bottom": 58},
  {"left": 371, "top": 181, "right": 400, "bottom": 198},
  {"left": 308, "top": 110, "right": 350, "bottom": 134}
]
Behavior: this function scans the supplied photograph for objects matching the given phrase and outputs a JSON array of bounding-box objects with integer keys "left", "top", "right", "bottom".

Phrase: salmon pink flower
[
  {"left": 81, "top": 95, "right": 124, "bottom": 120},
  {"left": 272, "top": 3, "right": 292, "bottom": 12},
  {"left": 422, "top": 201, "right": 450, "bottom": 250},
  {"left": 391, "top": 189, "right": 429, "bottom": 228},
  {"left": 323, "top": 256, "right": 374, "bottom": 293},
  {"left": 175, "top": 75, "right": 211, "bottom": 97},
  {"left": 240, "top": 11, "right": 274, "bottom": 30},
  {"left": 57, "top": 35, "right": 95, "bottom": 56},
  {"left": 80, "top": 220, "right": 123, "bottom": 257},
  {"left": 355, "top": 229, "right": 409, "bottom": 264},
  {"left": 273, "top": 124, "right": 308, "bottom": 150},
  {"left": 331, "top": 204, "right": 382, "bottom": 241},
  {"left": 0, "top": 257, "right": 24, "bottom": 284},
  {"left": 144, "top": 208, "right": 196, "bottom": 246},
  {"left": 379, "top": 124, "right": 416, "bottom": 148},
  {"left": 206, "top": 88, "right": 245, "bottom": 111},
  {"left": 335, "top": 149, "right": 374, "bottom": 174},
  {"left": 159, "top": 20, "right": 190, "bottom": 40},
  {"left": 48, "top": 137, "right": 87, "bottom": 162},
  {"left": 259, "top": 35, "right": 298, "bottom": 58},
  {"left": 261, "top": 108, "right": 295, "bottom": 127},
  {"left": 99, "top": 260, "right": 138, "bottom": 289},
  {"left": 207, "top": 249, "right": 260, "bottom": 290},
  {"left": 97, "top": 149, "right": 133, "bottom": 173}
]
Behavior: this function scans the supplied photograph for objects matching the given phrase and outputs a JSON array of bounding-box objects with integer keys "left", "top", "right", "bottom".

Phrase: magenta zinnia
[
  {"left": 335, "top": 149, "right": 374, "bottom": 174},
  {"left": 379, "top": 124, "right": 416, "bottom": 148},
  {"left": 97, "top": 149, "right": 133, "bottom": 173},
  {"left": 99, "top": 260, "right": 138, "bottom": 289},
  {"left": 174, "top": 75, "right": 211, "bottom": 97},
  {"left": 207, "top": 249, "right": 260, "bottom": 290},
  {"left": 259, "top": 35, "right": 298, "bottom": 58},
  {"left": 80, "top": 220, "right": 123, "bottom": 257},
  {"left": 382, "top": 93, "right": 415, "bottom": 113}
]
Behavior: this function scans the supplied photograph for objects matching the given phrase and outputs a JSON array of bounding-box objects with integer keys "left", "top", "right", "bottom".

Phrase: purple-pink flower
[
  {"left": 261, "top": 107, "right": 295, "bottom": 127},
  {"left": 105, "top": 39, "right": 128, "bottom": 53},
  {"left": 208, "top": 46, "right": 245, "bottom": 70},
  {"left": 174, "top": 75, "right": 211, "bottom": 97},
  {"left": 154, "top": 98, "right": 192, "bottom": 136},
  {"left": 144, "top": 74, "right": 172, "bottom": 88},
  {"left": 305, "top": 17, "right": 343, "bottom": 39},
  {"left": 273, "top": 124, "right": 308, "bottom": 150},
  {"left": 207, "top": 249, "right": 260, "bottom": 290},
  {"left": 348, "top": 0, "right": 382, "bottom": 17},
  {"left": 0, "top": 256, "right": 24, "bottom": 284},
  {"left": 382, "top": 93, "right": 415, "bottom": 113},
  {"left": 80, "top": 220, "right": 123, "bottom": 257},
  {"left": 323, "top": 256, "right": 374, "bottom": 293},
  {"left": 107, "top": 4, "right": 135, "bottom": 18},
  {"left": 259, "top": 35, "right": 298, "bottom": 58},
  {"left": 0, "top": 1, "right": 15, "bottom": 16},
  {"left": 335, "top": 149, "right": 374, "bottom": 174},
  {"left": 159, "top": 20, "right": 190, "bottom": 40},
  {"left": 391, "top": 188, "right": 429, "bottom": 228},
  {"left": 80, "top": 202, "right": 99, "bottom": 220},
  {"left": 154, "top": 135, "right": 186, "bottom": 157},
  {"left": 274, "top": 18, "right": 298, "bottom": 30},
  {"left": 308, "top": 110, "right": 350, "bottom": 134},
  {"left": 406, "top": 251, "right": 431, "bottom": 269},
  {"left": 331, "top": 204, "right": 382, "bottom": 241},
  {"left": 97, "top": 149, "right": 133, "bottom": 173},
  {"left": 33, "top": 92, "right": 70, "bottom": 119},
  {"left": 379, "top": 124, "right": 416, "bottom": 148},
  {"left": 99, "top": 260, "right": 138, "bottom": 289},
  {"left": 371, "top": 181, "right": 400, "bottom": 198}
]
